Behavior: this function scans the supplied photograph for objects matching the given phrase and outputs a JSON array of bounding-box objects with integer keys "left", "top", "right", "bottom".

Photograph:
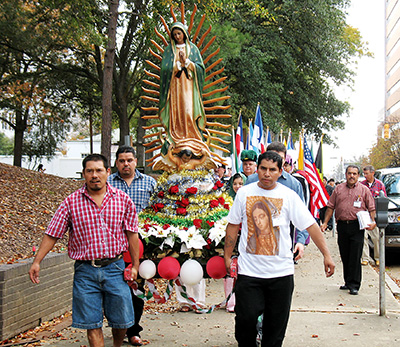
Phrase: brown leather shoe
[{"left": 129, "top": 336, "right": 143, "bottom": 346}]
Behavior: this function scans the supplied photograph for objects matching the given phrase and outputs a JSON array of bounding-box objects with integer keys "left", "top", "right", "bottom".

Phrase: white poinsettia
[
  {"left": 148, "top": 224, "right": 171, "bottom": 238},
  {"left": 160, "top": 233, "right": 175, "bottom": 249},
  {"left": 187, "top": 231, "right": 208, "bottom": 249},
  {"left": 174, "top": 226, "right": 191, "bottom": 244},
  {"left": 175, "top": 226, "right": 208, "bottom": 250},
  {"left": 180, "top": 242, "right": 190, "bottom": 253},
  {"left": 208, "top": 218, "right": 228, "bottom": 246}
]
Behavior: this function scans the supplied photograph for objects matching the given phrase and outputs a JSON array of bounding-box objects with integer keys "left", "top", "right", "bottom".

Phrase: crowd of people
[
  {"left": 26, "top": 20, "right": 383, "bottom": 347},
  {"left": 28, "top": 142, "right": 386, "bottom": 347}
]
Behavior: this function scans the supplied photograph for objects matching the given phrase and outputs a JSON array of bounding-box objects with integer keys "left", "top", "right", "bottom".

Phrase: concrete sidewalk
[{"left": 41, "top": 233, "right": 400, "bottom": 346}]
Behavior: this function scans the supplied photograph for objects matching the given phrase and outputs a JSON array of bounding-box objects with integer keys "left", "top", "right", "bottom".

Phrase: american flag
[{"left": 303, "top": 137, "right": 329, "bottom": 217}]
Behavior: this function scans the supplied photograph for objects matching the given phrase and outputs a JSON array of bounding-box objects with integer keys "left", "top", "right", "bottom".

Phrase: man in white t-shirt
[{"left": 224, "top": 151, "right": 335, "bottom": 347}]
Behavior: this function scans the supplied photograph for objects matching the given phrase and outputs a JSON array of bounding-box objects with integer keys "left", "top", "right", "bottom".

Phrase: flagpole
[
  {"left": 298, "top": 129, "right": 304, "bottom": 170},
  {"left": 321, "top": 133, "right": 324, "bottom": 177}
]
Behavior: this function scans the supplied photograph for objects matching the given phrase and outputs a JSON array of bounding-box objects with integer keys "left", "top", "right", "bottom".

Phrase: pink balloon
[
  {"left": 206, "top": 256, "right": 227, "bottom": 279},
  {"left": 158, "top": 256, "right": 181, "bottom": 280},
  {"left": 123, "top": 239, "right": 144, "bottom": 263}
]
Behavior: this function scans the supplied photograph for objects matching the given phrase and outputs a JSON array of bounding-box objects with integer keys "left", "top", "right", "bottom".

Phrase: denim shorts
[{"left": 71, "top": 258, "right": 135, "bottom": 330}]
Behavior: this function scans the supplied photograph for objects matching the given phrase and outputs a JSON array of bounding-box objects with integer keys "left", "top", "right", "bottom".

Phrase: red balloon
[
  {"left": 158, "top": 256, "right": 181, "bottom": 280},
  {"left": 123, "top": 239, "right": 144, "bottom": 263},
  {"left": 206, "top": 256, "right": 227, "bottom": 279}
]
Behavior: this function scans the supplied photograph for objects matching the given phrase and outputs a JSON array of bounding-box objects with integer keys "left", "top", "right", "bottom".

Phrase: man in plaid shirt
[
  {"left": 108, "top": 146, "right": 156, "bottom": 213},
  {"left": 361, "top": 165, "right": 387, "bottom": 266},
  {"left": 29, "top": 154, "right": 140, "bottom": 347},
  {"left": 108, "top": 146, "right": 156, "bottom": 346}
]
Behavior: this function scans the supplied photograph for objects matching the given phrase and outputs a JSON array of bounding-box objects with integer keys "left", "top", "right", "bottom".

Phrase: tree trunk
[
  {"left": 101, "top": 0, "right": 119, "bottom": 165},
  {"left": 13, "top": 128, "right": 24, "bottom": 167},
  {"left": 115, "top": 85, "right": 130, "bottom": 145},
  {"left": 136, "top": 112, "right": 146, "bottom": 172},
  {"left": 13, "top": 109, "right": 27, "bottom": 167}
]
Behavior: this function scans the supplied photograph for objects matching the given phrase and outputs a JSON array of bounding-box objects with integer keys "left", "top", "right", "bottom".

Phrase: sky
[{"left": 323, "top": 0, "right": 385, "bottom": 177}]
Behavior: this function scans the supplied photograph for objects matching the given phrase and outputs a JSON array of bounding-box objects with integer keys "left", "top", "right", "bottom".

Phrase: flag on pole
[
  {"left": 315, "top": 135, "right": 324, "bottom": 177},
  {"left": 265, "top": 126, "right": 272, "bottom": 147},
  {"left": 297, "top": 131, "right": 304, "bottom": 170},
  {"left": 303, "top": 137, "right": 330, "bottom": 217},
  {"left": 287, "top": 129, "right": 294, "bottom": 150},
  {"left": 236, "top": 113, "right": 244, "bottom": 170},
  {"left": 310, "top": 139, "right": 314, "bottom": 160},
  {"left": 230, "top": 126, "right": 239, "bottom": 175},
  {"left": 286, "top": 129, "right": 297, "bottom": 166},
  {"left": 246, "top": 120, "right": 254, "bottom": 150},
  {"left": 251, "top": 104, "right": 266, "bottom": 153}
]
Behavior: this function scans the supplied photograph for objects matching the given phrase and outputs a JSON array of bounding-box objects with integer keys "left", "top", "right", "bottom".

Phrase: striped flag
[
  {"left": 287, "top": 129, "right": 294, "bottom": 150},
  {"left": 315, "top": 135, "right": 324, "bottom": 178},
  {"left": 230, "top": 126, "right": 239, "bottom": 175},
  {"left": 236, "top": 113, "right": 244, "bottom": 170},
  {"left": 303, "top": 137, "right": 330, "bottom": 217},
  {"left": 286, "top": 129, "right": 297, "bottom": 166},
  {"left": 265, "top": 127, "right": 272, "bottom": 146},
  {"left": 246, "top": 120, "right": 253, "bottom": 150},
  {"left": 252, "top": 104, "right": 266, "bottom": 153}
]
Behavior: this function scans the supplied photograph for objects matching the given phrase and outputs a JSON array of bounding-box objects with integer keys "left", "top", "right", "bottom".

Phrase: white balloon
[
  {"left": 139, "top": 260, "right": 156, "bottom": 279},
  {"left": 180, "top": 259, "right": 204, "bottom": 285}
]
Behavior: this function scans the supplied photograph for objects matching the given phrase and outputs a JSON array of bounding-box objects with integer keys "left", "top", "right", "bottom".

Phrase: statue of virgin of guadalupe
[{"left": 153, "top": 22, "right": 214, "bottom": 171}]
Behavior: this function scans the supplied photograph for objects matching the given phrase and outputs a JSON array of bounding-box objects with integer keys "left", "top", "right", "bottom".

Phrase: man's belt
[
  {"left": 80, "top": 254, "right": 123, "bottom": 268},
  {"left": 338, "top": 220, "right": 358, "bottom": 224}
]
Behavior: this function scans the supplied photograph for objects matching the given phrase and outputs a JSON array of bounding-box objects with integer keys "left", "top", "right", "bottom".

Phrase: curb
[{"left": 386, "top": 273, "right": 400, "bottom": 298}]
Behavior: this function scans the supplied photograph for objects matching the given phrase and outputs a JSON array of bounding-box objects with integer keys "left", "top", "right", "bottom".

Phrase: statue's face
[
  {"left": 181, "top": 153, "right": 191, "bottom": 162},
  {"left": 172, "top": 28, "right": 185, "bottom": 44}
]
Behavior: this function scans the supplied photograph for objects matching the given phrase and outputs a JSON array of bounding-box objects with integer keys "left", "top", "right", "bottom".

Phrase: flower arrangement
[{"left": 139, "top": 169, "right": 233, "bottom": 262}]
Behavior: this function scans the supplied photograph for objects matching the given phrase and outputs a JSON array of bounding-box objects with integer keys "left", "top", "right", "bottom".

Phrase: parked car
[{"left": 375, "top": 167, "right": 400, "bottom": 250}]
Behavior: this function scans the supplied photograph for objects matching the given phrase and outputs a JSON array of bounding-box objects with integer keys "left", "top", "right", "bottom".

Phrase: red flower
[
  {"left": 168, "top": 185, "right": 179, "bottom": 194},
  {"left": 210, "top": 200, "right": 219, "bottom": 208},
  {"left": 152, "top": 203, "right": 164, "bottom": 212},
  {"left": 216, "top": 180, "right": 224, "bottom": 188},
  {"left": 186, "top": 187, "right": 198, "bottom": 195},
  {"left": 218, "top": 197, "right": 225, "bottom": 205},
  {"left": 193, "top": 219, "right": 202, "bottom": 228},
  {"left": 205, "top": 238, "right": 212, "bottom": 249},
  {"left": 176, "top": 197, "right": 190, "bottom": 207},
  {"left": 157, "top": 191, "right": 165, "bottom": 198},
  {"left": 163, "top": 224, "right": 170, "bottom": 230},
  {"left": 206, "top": 221, "right": 215, "bottom": 227},
  {"left": 176, "top": 207, "right": 187, "bottom": 215},
  {"left": 144, "top": 223, "right": 151, "bottom": 232},
  {"left": 212, "top": 185, "right": 218, "bottom": 191},
  {"left": 224, "top": 204, "right": 230, "bottom": 210}
]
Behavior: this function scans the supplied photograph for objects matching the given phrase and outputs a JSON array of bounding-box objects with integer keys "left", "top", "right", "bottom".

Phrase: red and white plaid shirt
[{"left": 46, "top": 183, "right": 138, "bottom": 260}]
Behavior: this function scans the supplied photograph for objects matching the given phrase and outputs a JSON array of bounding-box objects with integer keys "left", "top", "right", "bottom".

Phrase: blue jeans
[
  {"left": 72, "top": 258, "right": 135, "bottom": 330},
  {"left": 235, "top": 274, "right": 294, "bottom": 347}
]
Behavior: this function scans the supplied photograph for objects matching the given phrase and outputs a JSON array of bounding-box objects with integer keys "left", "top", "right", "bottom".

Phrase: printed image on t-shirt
[{"left": 245, "top": 196, "right": 281, "bottom": 256}]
